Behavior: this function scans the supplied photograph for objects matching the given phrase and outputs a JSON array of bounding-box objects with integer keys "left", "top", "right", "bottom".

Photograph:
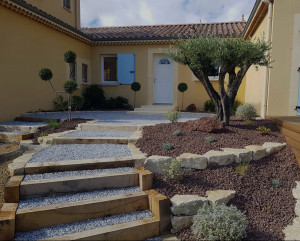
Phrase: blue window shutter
[{"left": 117, "top": 54, "right": 136, "bottom": 84}]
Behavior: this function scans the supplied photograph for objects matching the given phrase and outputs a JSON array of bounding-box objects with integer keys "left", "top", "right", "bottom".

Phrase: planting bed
[{"left": 141, "top": 118, "right": 300, "bottom": 240}]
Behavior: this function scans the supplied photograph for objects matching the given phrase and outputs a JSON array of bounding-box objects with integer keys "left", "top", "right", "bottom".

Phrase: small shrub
[
  {"left": 235, "top": 103, "right": 257, "bottom": 120},
  {"left": 64, "top": 80, "right": 78, "bottom": 94},
  {"left": 71, "top": 95, "right": 84, "bottom": 111},
  {"left": 256, "top": 126, "right": 271, "bottom": 135},
  {"left": 39, "top": 68, "right": 53, "bottom": 81},
  {"left": 64, "top": 50, "right": 77, "bottom": 63},
  {"left": 204, "top": 100, "right": 215, "bottom": 112},
  {"left": 173, "top": 130, "right": 182, "bottom": 136},
  {"left": 166, "top": 111, "right": 179, "bottom": 123},
  {"left": 236, "top": 161, "right": 250, "bottom": 175},
  {"left": 232, "top": 100, "right": 242, "bottom": 115},
  {"left": 271, "top": 179, "right": 282, "bottom": 188},
  {"left": 40, "top": 131, "right": 47, "bottom": 137},
  {"left": 83, "top": 85, "right": 106, "bottom": 109},
  {"left": 236, "top": 132, "right": 243, "bottom": 138},
  {"left": 47, "top": 120, "right": 59, "bottom": 130},
  {"left": 246, "top": 120, "right": 253, "bottom": 126},
  {"left": 163, "top": 159, "right": 183, "bottom": 182},
  {"left": 204, "top": 136, "right": 215, "bottom": 143},
  {"left": 53, "top": 95, "right": 68, "bottom": 111},
  {"left": 106, "top": 96, "right": 132, "bottom": 109},
  {"left": 192, "top": 203, "right": 247, "bottom": 241},
  {"left": 163, "top": 143, "right": 174, "bottom": 150}
]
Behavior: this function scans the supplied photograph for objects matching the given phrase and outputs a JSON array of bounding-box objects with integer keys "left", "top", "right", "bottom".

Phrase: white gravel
[
  {"left": 0, "top": 130, "right": 27, "bottom": 134},
  {"left": 29, "top": 144, "right": 132, "bottom": 163},
  {"left": 0, "top": 121, "right": 46, "bottom": 126},
  {"left": 14, "top": 210, "right": 153, "bottom": 241},
  {"left": 23, "top": 111, "right": 213, "bottom": 125},
  {"left": 22, "top": 167, "right": 135, "bottom": 182},
  {"left": 62, "top": 130, "right": 134, "bottom": 138},
  {"left": 18, "top": 186, "right": 141, "bottom": 210}
]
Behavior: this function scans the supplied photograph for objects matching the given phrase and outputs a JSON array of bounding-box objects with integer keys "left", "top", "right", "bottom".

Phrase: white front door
[{"left": 154, "top": 55, "right": 174, "bottom": 104}]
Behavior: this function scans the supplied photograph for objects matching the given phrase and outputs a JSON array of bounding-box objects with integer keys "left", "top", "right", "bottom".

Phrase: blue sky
[{"left": 81, "top": 0, "right": 257, "bottom": 28}]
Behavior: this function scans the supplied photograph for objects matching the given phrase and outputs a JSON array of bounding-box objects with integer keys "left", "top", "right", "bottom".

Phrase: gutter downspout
[{"left": 262, "top": 0, "right": 273, "bottom": 119}]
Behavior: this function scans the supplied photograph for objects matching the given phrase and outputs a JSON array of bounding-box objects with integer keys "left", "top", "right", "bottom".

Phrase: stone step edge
[
  {"left": 16, "top": 192, "right": 149, "bottom": 232},
  {"left": 43, "top": 217, "right": 160, "bottom": 241}
]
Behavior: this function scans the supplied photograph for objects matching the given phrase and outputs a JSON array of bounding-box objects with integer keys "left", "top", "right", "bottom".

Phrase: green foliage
[
  {"left": 232, "top": 100, "right": 242, "bottom": 115},
  {"left": 271, "top": 179, "right": 282, "bottom": 188},
  {"left": 71, "top": 95, "right": 84, "bottom": 111},
  {"left": 166, "top": 111, "right": 180, "bottom": 123},
  {"left": 246, "top": 120, "right": 253, "bottom": 126},
  {"left": 39, "top": 68, "right": 53, "bottom": 81},
  {"left": 106, "top": 96, "right": 132, "bottom": 109},
  {"left": 83, "top": 85, "right": 106, "bottom": 109},
  {"left": 204, "top": 136, "right": 216, "bottom": 143},
  {"left": 64, "top": 80, "right": 78, "bottom": 94},
  {"left": 204, "top": 100, "right": 215, "bottom": 112},
  {"left": 47, "top": 120, "right": 59, "bottom": 130},
  {"left": 131, "top": 82, "right": 141, "bottom": 92},
  {"left": 236, "top": 103, "right": 257, "bottom": 120},
  {"left": 40, "top": 131, "right": 47, "bottom": 137},
  {"left": 163, "top": 143, "right": 174, "bottom": 151},
  {"left": 236, "top": 161, "right": 250, "bottom": 175},
  {"left": 178, "top": 83, "right": 188, "bottom": 92},
  {"left": 256, "top": 126, "right": 271, "bottom": 135},
  {"left": 163, "top": 159, "right": 183, "bottom": 182},
  {"left": 236, "top": 132, "right": 243, "bottom": 138},
  {"left": 192, "top": 203, "right": 247, "bottom": 241},
  {"left": 173, "top": 130, "right": 182, "bottom": 136},
  {"left": 64, "top": 50, "right": 77, "bottom": 63},
  {"left": 53, "top": 95, "right": 68, "bottom": 111}
]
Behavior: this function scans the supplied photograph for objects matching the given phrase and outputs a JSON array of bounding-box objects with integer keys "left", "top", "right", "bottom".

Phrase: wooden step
[
  {"left": 278, "top": 126, "right": 300, "bottom": 144},
  {"left": 16, "top": 192, "right": 148, "bottom": 232},
  {"left": 20, "top": 172, "right": 139, "bottom": 199},
  {"left": 44, "top": 217, "right": 159, "bottom": 241}
]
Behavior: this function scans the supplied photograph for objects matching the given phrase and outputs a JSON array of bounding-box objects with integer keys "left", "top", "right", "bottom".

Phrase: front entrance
[{"left": 153, "top": 55, "right": 174, "bottom": 104}]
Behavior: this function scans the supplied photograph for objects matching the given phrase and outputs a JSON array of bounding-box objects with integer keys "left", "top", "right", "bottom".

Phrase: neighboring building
[{"left": 244, "top": 0, "right": 300, "bottom": 117}]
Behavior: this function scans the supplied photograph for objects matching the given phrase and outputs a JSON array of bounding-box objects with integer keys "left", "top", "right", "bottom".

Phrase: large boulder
[
  {"left": 206, "top": 190, "right": 236, "bottom": 205},
  {"left": 178, "top": 153, "right": 208, "bottom": 170},
  {"left": 221, "top": 148, "right": 253, "bottom": 163},
  {"left": 182, "top": 117, "right": 225, "bottom": 133},
  {"left": 262, "top": 142, "right": 286, "bottom": 155},
  {"left": 143, "top": 155, "right": 173, "bottom": 174},
  {"left": 204, "top": 150, "right": 235, "bottom": 166},
  {"left": 244, "top": 145, "right": 266, "bottom": 160},
  {"left": 171, "top": 215, "right": 193, "bottom": 233},
  {"left": 170, "top": 194, "right": 208, "bottom": 216}
]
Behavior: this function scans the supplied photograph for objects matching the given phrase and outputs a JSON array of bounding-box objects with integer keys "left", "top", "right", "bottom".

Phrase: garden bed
[
  {"left": 32, "top": 119, "right": 89, "bottom": 144},
  {"left": 137, "top": 118, "right": 300, "bottom": 240}
]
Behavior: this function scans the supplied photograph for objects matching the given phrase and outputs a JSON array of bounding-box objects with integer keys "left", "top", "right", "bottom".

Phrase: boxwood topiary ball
[
  {"left": 39, "top": 68, "right": 53, "bottom": 81},
  {"left": 64, "top": 80, "right": 78, "bottom": 94},
  {"left": 64, "top": 50, "right": 77, "bottom": 63},
  {"left": 131, "top": 82, "right": 141, "bottom": 92},
  {"left": 178, "top": 83, "right": 188, "bottom": 92}
]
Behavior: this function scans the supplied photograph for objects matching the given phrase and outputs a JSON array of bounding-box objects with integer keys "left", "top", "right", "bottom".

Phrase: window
[
  {"left": 101, "top": 55, "right": 118, "bottom": 83},
  {"left": 159, "top": 58, "right": 170, "bottom": 64},
  {"left": 63, "top": 0, "right": 71, "bottom": 10},
  {"left": 69, "top": 62, "right": 76, "bottom": 81},
  {"left": 208, "top": 66, "right": 220, "bottom": 81},
  {"left": 82, "top": 64, "right": 88, "bottom": 83}
]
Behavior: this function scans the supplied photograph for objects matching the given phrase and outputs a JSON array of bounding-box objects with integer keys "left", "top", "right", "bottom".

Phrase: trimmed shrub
[
  {"left": 163, "top": 159, "right": 183, "bottom": 182},
  {"left": 82, "top": 85, "right": 106, "bottom": 109},
  {"left": 131, "top": 82, "right": 141, "bottom": 92},
  {"left": 53, "top": 95, "right": 68, "bottom": 111},
  {"left": 204, "top": 100, "right": 215, "bottom": 112},
  {"left": 235, "top": 103, "right": 257, "bottom": 120},
  {"left": 71, "top": 95, "right": 84, "bottom": 110},
  {"left": 166, "top": 110, "right": 180, "bottom": 123},
  {"left": 192, "top": 203, "right": 247, "bottom": 241},
  {"left": 64, "top": 80, "right": 78, "bottom": 94},
  {"left": 106, "top": 96, "right": 132, "bottom": 109},
  {"left": 178, "top": 83, "right": 188, "bottom": 92},
  {"left": 64, "top": 50, "right": 77, "bottom": 63},
  {"left": 39, "top": 68, "right": 53, "bottom": 81},
  {"left": 232, "top": 100, "right": 242, "bottom": 115}
]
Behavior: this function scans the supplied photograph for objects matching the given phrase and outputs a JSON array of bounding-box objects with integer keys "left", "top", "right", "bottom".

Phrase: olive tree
[{"left": 168, "top": 35, "right": 270, "bottom": 125}]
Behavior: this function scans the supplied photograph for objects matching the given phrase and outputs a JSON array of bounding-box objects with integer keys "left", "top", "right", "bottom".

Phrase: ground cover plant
[{"left": 136, "top": 117, "right": 300, "bottom": 240}]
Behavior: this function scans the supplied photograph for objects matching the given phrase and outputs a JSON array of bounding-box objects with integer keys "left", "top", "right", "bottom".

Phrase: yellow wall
[
  {"left": 24, "top": 0, "right": 80, "bottom": 28},
  {"left": 0, "top": 6, "right": 91, "bottom": 121}
]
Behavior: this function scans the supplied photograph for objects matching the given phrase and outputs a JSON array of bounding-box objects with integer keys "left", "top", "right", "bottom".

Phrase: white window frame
[
  {"left": 63, "top": 0, "right": 71, "bottom": 11},
  {"left": 82, "top": 64, "right": 88, "bottom": 84},
  {"left": 101, "top": 55, "right": 118, "bottom": 85}
]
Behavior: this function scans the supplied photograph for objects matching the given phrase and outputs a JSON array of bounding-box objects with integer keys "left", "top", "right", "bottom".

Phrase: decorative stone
[
  {"left": 178, "top": 153, "right": 208, "bottom": 170},
  {"left": 244, "top": 145, "right": 266, "bottom": 160},
  {"left": 171, "top": 215, "right": 193, "bottom": 233},
  {"left": 206, "top": 190, "right": 236, "bottom": 205},
  {"left": 203, "top": 150, "right": 234, "bottom": 166},
  {"left": 292, "top": 188, "right": 300, "bottom": 200},
  {"left": 262, "top": 142, "right": 286, "bottom": 155},
  {"left": 170, "top": 195, "right": 207, "bottom": 216},
  {"left": 143, "top": 155, "right": 173, "bottom": 174},
  {"left": 221, "top": 148, "right": 252, "bottom": 163}
]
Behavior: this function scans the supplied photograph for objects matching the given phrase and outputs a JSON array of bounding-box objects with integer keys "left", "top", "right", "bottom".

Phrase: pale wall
[{"left": 0, "top": 6, "right": 91, "bottom": 121}]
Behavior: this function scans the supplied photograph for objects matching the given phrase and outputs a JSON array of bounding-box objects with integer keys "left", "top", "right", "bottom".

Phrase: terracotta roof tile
[{"left": 82, "top": 21, "right": 246, "bottom": 41}]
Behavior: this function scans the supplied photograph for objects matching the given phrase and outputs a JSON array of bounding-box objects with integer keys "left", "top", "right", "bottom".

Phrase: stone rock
[
  {"left": 171, "top": 215, "right": 193, "bottom": 233},
  {"left": 143, "top": 155, "right": 173, "bottom": 174},
  {"left": 170, "top": 194, "right": 208, "bottom": 216},
  {"left": 295, "top": 200, "right": 300, "bottom": 217},
  {"left": 206, "top": 190, "right": 236, "bottom": 205},
  {"left": 292, "top": 188, "right": 300, "bottom": 200},
  {"left": 186, "top": 104, "right": 197, "bottom": 112},
  {"left": 244, "top": 145, "right": 266, "bottom": 160},
  {"left": 182, "top": 117, "right": 225, "bottom": 133},
  {"left": 221, "top": 148, "right": 253, "bottom": 163},
  {"left": 204, "top": 150, "right": 235, "bottom": 166},
  {"left": 178, "top": 153, "right": 208, "bottom": 170},
  {"left": 262, "top": 142, "right": 286, "bottom": 155}
]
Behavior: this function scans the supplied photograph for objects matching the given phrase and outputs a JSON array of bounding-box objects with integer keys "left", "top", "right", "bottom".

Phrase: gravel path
[
  {"left": 23, "top": 167, "right": 135, "bottom": 182},
  {"left": 0, "top": 130, "right": 27, "bottom": 134},
  {"left": 14, "top": 210, "right": 153, "bottom": 241},
  {"left": 18, "top": 186, "right": 141, "bottom": 209},
  {"left": 23, "top": 111, "right": 213, "bottom": 126},
  {"left": 29, "top": 144, "right": 132, "bottom": 163},
  {"left": 62, "top": 130, "right": 134, "bottom": 138},
  {"left": 0, "top": 121, "right": 46, "bottom": 126}
]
